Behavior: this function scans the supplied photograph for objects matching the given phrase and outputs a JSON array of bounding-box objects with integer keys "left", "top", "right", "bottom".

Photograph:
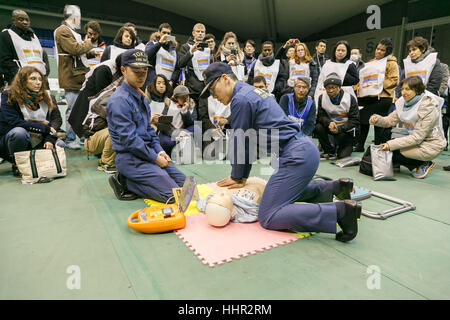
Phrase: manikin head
[{"left": 205, "top": 191, "right": 235, "bottom": 227}]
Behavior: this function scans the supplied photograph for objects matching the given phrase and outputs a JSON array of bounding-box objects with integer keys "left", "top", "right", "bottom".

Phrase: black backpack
[{"left": 359, "top": 146, "right": 372, "bottom": 176}]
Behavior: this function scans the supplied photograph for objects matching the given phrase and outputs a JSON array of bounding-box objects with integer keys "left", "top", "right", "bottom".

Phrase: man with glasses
[
  {"left": 204, "top": 34, "right": 216, "bottom": 56},
  {"left": 315, "top": 73, "right": 360, "bottom": 160},
  {"left": 279, "top": 76, "right": 316, "bottom": 136},
  {"left": 200, "top": 62, "right": 361, "bottom": 243},
  {"left": 107, "top": 49, "right": 185, "bottom": 202}
]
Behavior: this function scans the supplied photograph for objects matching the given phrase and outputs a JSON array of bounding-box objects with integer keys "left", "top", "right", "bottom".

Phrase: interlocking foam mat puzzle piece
[{"left": 175, "top": 213, "right": 300, "bottom": 267}]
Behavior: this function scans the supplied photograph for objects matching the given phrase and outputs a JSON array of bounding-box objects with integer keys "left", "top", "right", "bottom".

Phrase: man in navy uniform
[
  {"left": 201, "top": 62, "right": 361, "bottom": 242},
  {"left": 107, "top": 49, "right": 186, "bottom": 201}
]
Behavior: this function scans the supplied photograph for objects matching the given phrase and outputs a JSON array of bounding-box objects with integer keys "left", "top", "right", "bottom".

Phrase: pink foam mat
[{"left": 175, "top": 213, "right": 299, "bottom": 267}]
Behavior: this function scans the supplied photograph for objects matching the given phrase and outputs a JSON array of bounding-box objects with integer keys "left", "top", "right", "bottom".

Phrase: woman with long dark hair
[
  {"left": 0, "top": 66, "right": 58, "bottom": 176},
  {"left": 100, "top": 26, "right": 136, "bottom": 62}
]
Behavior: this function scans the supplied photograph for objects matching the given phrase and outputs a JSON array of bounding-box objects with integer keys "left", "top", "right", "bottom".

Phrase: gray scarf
[{"left": 258, "top": 53, "right": 275, "bottom": 66}]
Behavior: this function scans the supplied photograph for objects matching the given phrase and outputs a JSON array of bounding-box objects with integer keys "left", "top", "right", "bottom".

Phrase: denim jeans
[
  {"left": 0, "top": 127, "right": 31, "bottom": 162},
  {"left": 64, "top": 90, "right": 79, "bottom": 144}
]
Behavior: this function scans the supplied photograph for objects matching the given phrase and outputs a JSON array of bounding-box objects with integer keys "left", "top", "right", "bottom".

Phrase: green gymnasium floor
[{"left": 1, "top": 132, "right": 449, "bottom": 300}]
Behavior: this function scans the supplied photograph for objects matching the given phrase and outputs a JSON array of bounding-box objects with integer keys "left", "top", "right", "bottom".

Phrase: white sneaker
[{"left": 65, "top": 141, "right": 81, "bottom": 150}]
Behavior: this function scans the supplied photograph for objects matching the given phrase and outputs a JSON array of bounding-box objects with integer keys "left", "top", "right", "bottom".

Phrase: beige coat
[
  {"left": 54, "top": 22, "right": 93, "bottom": 90},
  {"left": 374, "top": 95, "right": 446, "bottom": 161}
]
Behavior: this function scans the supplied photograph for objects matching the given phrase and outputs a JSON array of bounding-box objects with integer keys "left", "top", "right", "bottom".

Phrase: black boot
[
  {"left": 336, "top": 200, "right": 361, "bottom": 242},
  {"left": 335, "top": 178, "right": 354, "bottom": 200},
  {"left": 109, "top": 172, "right": 138, "bottom": 201}
]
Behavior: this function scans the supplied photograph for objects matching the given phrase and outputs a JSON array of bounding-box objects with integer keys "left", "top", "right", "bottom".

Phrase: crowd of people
[{"left": 0, "top": 5, "right": 449, "bottom": 241}]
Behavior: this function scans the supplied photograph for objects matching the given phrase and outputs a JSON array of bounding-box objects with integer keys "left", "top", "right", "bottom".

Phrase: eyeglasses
[{"left": 209, "top": 77, "right": 220, "bottom": 96}]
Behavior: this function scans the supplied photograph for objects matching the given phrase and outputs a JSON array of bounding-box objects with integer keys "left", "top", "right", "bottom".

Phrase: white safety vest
[
  {"left": 358, "top": 56, "right": 388, "bottom": 97},
  {"left": 87, "top": 45, "right": 105, "bottom": 68},
  {"left": 320, "top": 91, "right": 352, "bottom": 125},
  {"left": 189, "top": 45, "right": 211, "bottom": 81},
  {"left": 54, "top": 25, "right": 89, "bottom": 68},
  {"left": 109, "top": 45, "right": 128, "bottom": 63},
  {"left": 81, "top": 59, "right": 116, "bottom": 91},
  {"left": 314, "top": 60, "right": 356, "bottom": 110},
  {"left": 20, "top": 100, "right": 49, "bottom": 147},
  {"left": 254, "top": 59, "right": 280, "bottom": 93},
  {"left": 155, "top": 47, "right": 177, "bottom": 80},
  {"left": 403, "top": 52, "right": 437, "bottom": 85},
  {"left": 5, "top": 29, "right": 46, "bottom": 75},
  {"left": 395, "top": 90, "right": 444, "bottom": 137},
  {"left": 288, "top": 60, "right": 310, "bottom": 87},
  {"left": 220, "top": 53, "right": 245, "bottom": 81},
  {"left": 207, "top": 96, "right": 231, "bottom": 126},
  {"left": 149, "top": 100, "right": 183, "bottom": 129}
]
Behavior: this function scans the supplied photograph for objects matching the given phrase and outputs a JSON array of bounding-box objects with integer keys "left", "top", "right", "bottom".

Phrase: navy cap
[
  {"left": 121, "top": 49, "right": 151, "bottom": 68},
  {"left": 200, "top": 62, "right": 233, "bottom": 98}
]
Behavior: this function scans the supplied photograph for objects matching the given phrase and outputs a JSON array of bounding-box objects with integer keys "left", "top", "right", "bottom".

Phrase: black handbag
[{"left": 359, "top": 146, "right": 373, "bottom": 176}]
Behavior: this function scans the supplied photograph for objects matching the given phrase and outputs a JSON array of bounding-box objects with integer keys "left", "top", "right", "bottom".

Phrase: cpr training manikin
[{"left": 197, "top": 178, "right": 267, "bottom": 227}]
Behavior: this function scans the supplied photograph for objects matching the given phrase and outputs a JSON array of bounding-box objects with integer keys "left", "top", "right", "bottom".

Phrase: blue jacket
[
  {"left": 229, "top": 82, "right": 300, "bottom": 179},
  {"left": 279, "top": 93, "right": 316, "bottom": 136},
  {"left": 107, "top": 81, "right": 163, "bottom": 163}
]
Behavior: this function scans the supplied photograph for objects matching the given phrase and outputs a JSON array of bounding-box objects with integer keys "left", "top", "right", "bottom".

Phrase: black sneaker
[
  {"left": 444, "top": 165, "right": 450, "bottom": 171},
  {"left": 108, "top": 173, "right": 138, "bottom": 201}
]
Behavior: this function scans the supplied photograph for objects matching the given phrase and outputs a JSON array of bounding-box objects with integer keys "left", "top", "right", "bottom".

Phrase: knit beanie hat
[{"left": 323, "top": 72, "right": 342, "bottom": 87}]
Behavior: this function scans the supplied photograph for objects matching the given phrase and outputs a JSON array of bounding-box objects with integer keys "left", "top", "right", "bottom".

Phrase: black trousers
[
  {"left": 442, "top": 114, "right": 450, "bottom": 148},
  {"left": 392, "top": 150, "right": 425, "bottom": 171},
  {"left": 356, "top": 97, "right": 393, "bottom": 147},
  {"left": 358, "top": 124, "right": 392, "bottom": 146},
  {"left": 315, "top": 122, "right": 354, "bottom": 159}
]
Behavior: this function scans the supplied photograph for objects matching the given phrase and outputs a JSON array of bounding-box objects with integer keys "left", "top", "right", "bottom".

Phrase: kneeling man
[{"left": 107, "top": 49, "right": 186, "bottom": 201}]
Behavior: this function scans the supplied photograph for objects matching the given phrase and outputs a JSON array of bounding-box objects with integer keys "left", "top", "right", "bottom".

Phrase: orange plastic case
[{"left": 127, "top": 204, "right": 186, "bottom": 234}]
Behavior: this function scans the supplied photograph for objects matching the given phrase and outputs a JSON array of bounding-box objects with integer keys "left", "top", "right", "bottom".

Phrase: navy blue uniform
[
  {"left": 107, "top": 81, "right": 186, "bottom": 202},
  {"left": 229, "top": 82, "right": 339, "bottom": 233}
]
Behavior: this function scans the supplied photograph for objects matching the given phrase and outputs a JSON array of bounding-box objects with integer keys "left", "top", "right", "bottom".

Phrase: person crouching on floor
[
  {"left": 369, "top": 75, "right": 446, "bottom": 178},
  {"left": 315, "top": 72, "right": 360, "bottom": 160},
  {"left": 0, "top": 66, "right": 59, "bottom": 177},
  {"left": 107, "top": 49, "right": 186, "bottom": 201}
]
